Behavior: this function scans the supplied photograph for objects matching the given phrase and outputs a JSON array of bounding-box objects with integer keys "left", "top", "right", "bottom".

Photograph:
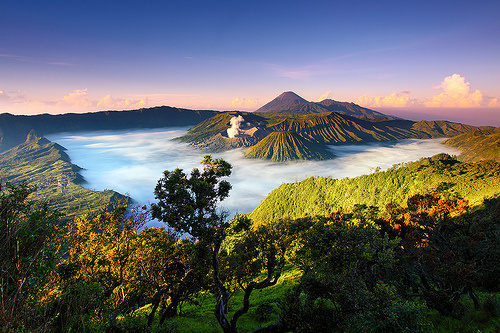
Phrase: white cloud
[
  {"left": 488, "top": 98, "right": 500, "bottom": 107},
  {"left": 355, "top": 92, "right": 411, "bottom": 108},
  {"left": 97, "top": 95, "right": 148, "bottom": 109},
  {"left": 0, "top": 90, "right": 9, "bottom": 101},
  {"left": 425, "top": 74, "right": 483, "bottom": 108},
  {"left": 58, "top": 89, "right": 94, "bottom": 108},
  {"left": 231, "top": 97, "right": 259, "bottom": 109},
  {"left": 0, "top": 88, "right": 154, "bottom": 115},
  {"left": 318, "top": 91, "right": 331, "bottom": 102}
]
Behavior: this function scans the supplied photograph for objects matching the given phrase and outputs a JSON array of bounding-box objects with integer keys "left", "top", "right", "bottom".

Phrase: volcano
[{"left": 255, "top": 91, "right": 308, "bottom": 113}]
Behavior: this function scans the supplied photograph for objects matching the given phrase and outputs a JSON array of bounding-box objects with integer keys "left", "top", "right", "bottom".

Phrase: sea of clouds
[{"left": 47, "top": 127, "right": 461, "bottom": 220}]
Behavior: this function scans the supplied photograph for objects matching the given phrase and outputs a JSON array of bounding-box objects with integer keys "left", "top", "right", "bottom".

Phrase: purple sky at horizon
[{"left": 1, "top": 0, "right": 499, "bottom": 126}]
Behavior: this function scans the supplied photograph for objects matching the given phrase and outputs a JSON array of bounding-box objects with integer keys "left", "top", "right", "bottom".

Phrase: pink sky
[
  {"left": 1, "top": 73, "right": 498, "bottom": 126},
  {"left": 2, "top": 1, "right": 499, "bottom": 127}
]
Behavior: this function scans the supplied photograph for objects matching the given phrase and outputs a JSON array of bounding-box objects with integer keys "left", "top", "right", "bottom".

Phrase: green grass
[
  {"left": 115, "top": 266, "right": 500, "bottom": 333},
  {"left": 0, "top": 133, "right": 128, "bottom": 219},
  {"left": 428, "top": 293, "right": 500, "bottom": 333},
  {"left": 118, "top": 266, "right": 301, "bottom": 333}
]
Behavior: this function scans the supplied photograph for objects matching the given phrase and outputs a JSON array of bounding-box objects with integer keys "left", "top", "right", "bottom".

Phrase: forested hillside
[
  {"left": 249, "top": 153, "right": 500, "bottom": 222},
  {"left": 3, "top": 154, "right": 500, "bottom": 333},
  {"left": 444, "top": 127, "right": 500, "bottom": 162},
  {"left": 0, "top": 131, "right": 127, "bottom": 218}
]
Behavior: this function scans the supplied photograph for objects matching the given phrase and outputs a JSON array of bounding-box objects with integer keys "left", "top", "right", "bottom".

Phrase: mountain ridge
[
  {"left": 0, "top": 131, "right": 128, "bottom": 219},
  {"left": 0, "top": 106, "right": 218, "bottom": 152},
  {"left": 178, "top": 110, "right": 486, "bottom": 161},
  {"left": 255, "top": 91, "right": 308, "bottom": 113},
  {"left": 245, "top": 131, "right": 334, "bottom": 161},
  {"left": 255, "top": 91, "right": 397, "bottom": 119}
]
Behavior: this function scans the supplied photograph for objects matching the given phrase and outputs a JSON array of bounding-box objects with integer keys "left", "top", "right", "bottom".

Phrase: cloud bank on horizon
[
  {"left": 356, "top": 74, "right": 499, "bottom": 109},
  {"left": 1, "top": 1, "right": 499, "bottom": 126},
  {"left": 1, "top": 74, "right": 498, "bottom": 125}
]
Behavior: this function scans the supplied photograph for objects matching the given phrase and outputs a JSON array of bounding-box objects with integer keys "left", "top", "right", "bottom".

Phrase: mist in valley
[{"left": 47, "top": 127, "right": 461, "bottom": 219}]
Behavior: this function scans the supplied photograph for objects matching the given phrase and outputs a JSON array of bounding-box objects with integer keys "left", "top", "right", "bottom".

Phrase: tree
[
  {"left": 378, "top": 192, "right": 484, "bottom": 318},
  {"left": 282, "top": 214, "right": 428, "bottom": 333},
  {"left": 0, "top": 182, "right": 61, "bottom": 331},
  {"left": 152, "top": 155, "right": 291, "bottom": 333},
  {"left": 151, "top": 154, "right": 232, "bottom": 239}
]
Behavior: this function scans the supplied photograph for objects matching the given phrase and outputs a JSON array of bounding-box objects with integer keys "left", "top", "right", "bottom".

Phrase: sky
[{"left": 1, "top": 0, "right": 499, "bottom": 126}]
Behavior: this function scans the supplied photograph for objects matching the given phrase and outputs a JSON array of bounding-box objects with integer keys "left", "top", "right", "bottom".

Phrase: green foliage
[
  {"left": 52, "top": 206, "right": 206, "bottom": 332},
  {"left": 0, "top": 182, "right": 61, "bottom": 331},
  {"left": 151, "top": 154, "right": 232, "bottom": 238},
  {"left": 0, "top": 131, "right": 128, "bottom": 219},
  {"left": 245, "top": 131, "right": 334, "bottom": 161},
  {"left": 444, "top": 127, "right": 500, "bottom": 162},
  {"left": 277, "top": 214, "right": 429, "bottom": 332},
  {"left": 250, "top": 154, "right": 500, "bottom": 222},
  {"left": 345, "top": 301, "right": 430, "bottom": 333},
  {"left": 253, "top": 302, "right": 277, "bottom": 323}
]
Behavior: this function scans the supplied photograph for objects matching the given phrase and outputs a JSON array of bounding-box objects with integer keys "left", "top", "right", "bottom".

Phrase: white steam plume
[{"left": 227, "top": 115, "right": 245, "bottom": 138}]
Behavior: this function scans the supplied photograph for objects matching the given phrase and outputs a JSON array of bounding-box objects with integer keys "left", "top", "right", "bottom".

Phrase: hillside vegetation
[
  {"left": 4, "top": 154, "right": 500, "bottom": 333},
  {"left": 245, "top": 131, "right": 334, "bottom": 161},
  {"left": 249, "top": 153, "right": 500, "bottom": 222},
  {"left": 444, "top": 127, "right": 500, "bottom": 162},
  {"left": 179, "top": 110, "right": 487, "bottom": 161},
  {"left": 0, "top": 131, "right": 127, "bottom": 218}
]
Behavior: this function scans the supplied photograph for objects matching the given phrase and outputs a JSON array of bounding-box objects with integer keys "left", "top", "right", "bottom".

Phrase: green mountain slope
[
  {"left": 248, "top": 154, "right": 500, "bottom": 223},
  {"left": 178, "top": 110, "right": 483, "bottom": 161},
  {"left": 245, "top": 131, "right": 334, "bottom": 161},
  {"left": 267, "top": 112, "right": 418, "bottom": 143},
  {"left": 444, "top": 127, "right": 500, "bottom": 162},
  {"left": 0, "top": 131, "right": 128, "bottom": 219},
  {"left": 410, "top": 120, "right": 490, "bottom": 137}
]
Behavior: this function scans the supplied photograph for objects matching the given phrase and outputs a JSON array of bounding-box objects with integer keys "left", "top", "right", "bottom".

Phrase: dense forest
[
  {"left": 2, "top": 153, "right": 500, "bottom": 332},
  {"left": 249, "top": 154, "right": 500, "bottom": 222}
]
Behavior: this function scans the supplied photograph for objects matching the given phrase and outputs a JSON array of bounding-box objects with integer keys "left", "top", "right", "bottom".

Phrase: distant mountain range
[
  {"left": 255, "top": 91, "right": 397, "bottom": 119},
  {"left": 1, "top": 92, "right": 497, "bottom": 162},
  {"left": 179, "top": 96, "right": 490, "bottom": 161},
  {"left": 0, "top": 106, "right": 218, "bottom": 152}
]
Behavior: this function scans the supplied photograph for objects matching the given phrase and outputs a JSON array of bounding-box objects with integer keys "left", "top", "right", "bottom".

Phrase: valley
[{"left": 2, "top": 94, "right": 499, "bottom": 333}]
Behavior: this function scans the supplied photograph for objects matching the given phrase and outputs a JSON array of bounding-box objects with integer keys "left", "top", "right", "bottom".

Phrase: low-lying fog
[{"left": 47, "top": 127, "right": 461, "bottom": 218}]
